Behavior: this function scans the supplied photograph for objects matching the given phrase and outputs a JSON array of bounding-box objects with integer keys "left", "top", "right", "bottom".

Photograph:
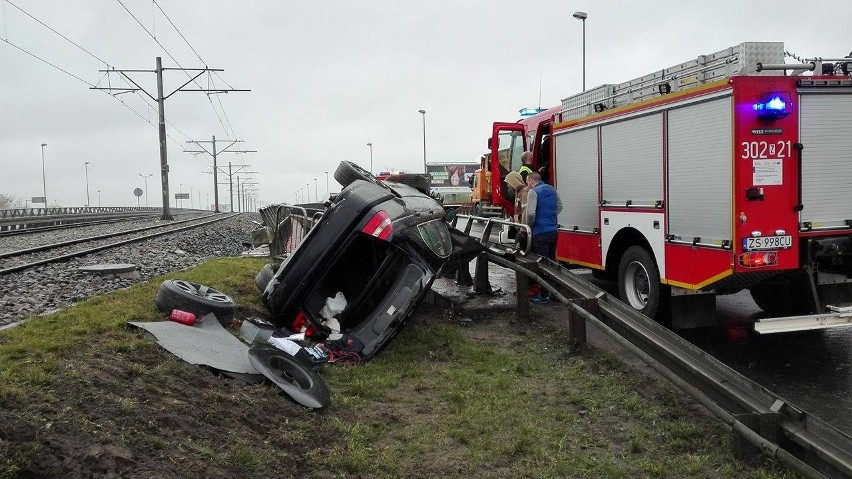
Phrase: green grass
[{"left": 0, "top": 256, "right": 798, "bottom": 478}]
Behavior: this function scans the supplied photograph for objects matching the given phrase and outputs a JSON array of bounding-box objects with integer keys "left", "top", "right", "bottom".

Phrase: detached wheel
[
  {"left": 386, "top": 173, "right": 431, "bottom": 194},
  {"left": 255, "top": 263, "right": 276, "bottom": 292},
  {"left": 249, "top": 344, "right": 329, "bottom": 409},
  {"left": 155, "top": 280, "right": 236, "bottom": 322},
  {"left": 334, "top": 161, "right": 377, "bottom": 188},
  {"left": 618, "top": 246, "right": 662, "bottom": 318}
]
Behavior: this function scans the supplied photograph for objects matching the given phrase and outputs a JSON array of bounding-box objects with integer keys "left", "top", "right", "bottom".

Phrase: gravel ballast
[{"left": 0, "top": 213, "right": 259, "bottom": 327}]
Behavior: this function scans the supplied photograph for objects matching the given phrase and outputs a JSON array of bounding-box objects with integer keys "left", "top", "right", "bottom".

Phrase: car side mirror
[{"left": 487, "top": 137, "right": 492, "bottom": 149}]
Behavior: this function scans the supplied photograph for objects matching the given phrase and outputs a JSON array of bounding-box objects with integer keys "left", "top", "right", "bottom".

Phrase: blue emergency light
[{"left": 752, "top": 94, "right": 791, "bottom": 121}]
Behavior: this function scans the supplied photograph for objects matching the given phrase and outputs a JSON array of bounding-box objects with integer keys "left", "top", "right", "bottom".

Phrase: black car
[{"left": 261, "top": 161, "right": 481, "bottom": 361}]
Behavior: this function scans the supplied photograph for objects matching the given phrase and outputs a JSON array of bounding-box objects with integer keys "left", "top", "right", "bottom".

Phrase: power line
[
  {"left": 116, "top": 0, "right": 235, "bottom": 137},
  {"left": 153, "top": 0, "right": 204, "bottom": 65}
]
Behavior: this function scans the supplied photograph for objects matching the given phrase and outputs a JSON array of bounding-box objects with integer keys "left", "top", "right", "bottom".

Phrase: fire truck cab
[{"left": 488, "top": 42, "right": 852, "bottom": 331}]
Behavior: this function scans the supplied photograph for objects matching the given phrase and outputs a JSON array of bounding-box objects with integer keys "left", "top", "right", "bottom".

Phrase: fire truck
[{"left": 487, "top": 42, "right": 852, "bottom": 331}]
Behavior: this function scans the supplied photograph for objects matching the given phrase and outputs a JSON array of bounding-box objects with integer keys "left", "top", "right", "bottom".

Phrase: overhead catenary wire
[
  {"left": 0, "top": 0, "right": 203, "bottom": 161},
  {"left": 115, "top": 0, "right": 235, "bottom": 138},
  {"left": 151, "top": 0, "right": 238, "bottom": 138}
]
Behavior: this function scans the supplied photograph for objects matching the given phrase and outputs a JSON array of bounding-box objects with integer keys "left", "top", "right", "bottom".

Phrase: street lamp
[
  {"left": 97, "top": 189, "right": 101, "bottom": 207},
  {"left": 139, "top": 173, "right": 153, "bottom": 206},
  {"left": 306, "top": 183, "right": 310, "bottom": 204},
  {"left": 84, "top": 161, "right": 90, "bottom": 207},
  {"left": 573, "top": 11, "right": 588, "bottom": 91},
  {"left": 367, "top": 142, "right": 373, "bottom": 173},
  {"left": 40, "top": 143, "right": 47, "bottom": 207},
  {"left": 418, "top": 110, "right": 427, "bottom": 174},
  {"left": 325, "top": 171, "right": 329, "bottom": 198},
  {"left": 314, "top": 178, "right": 318, "bottom": 202}
]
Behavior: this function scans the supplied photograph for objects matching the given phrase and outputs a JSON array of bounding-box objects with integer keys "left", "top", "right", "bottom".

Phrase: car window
[{"left": 416, "top": 219, "right": 452, "bottom": 258}]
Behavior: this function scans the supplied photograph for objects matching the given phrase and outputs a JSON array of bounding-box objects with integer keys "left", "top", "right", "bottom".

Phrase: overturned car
[{"left": 259, "top": 161, "right": 481, "bottom": 362}]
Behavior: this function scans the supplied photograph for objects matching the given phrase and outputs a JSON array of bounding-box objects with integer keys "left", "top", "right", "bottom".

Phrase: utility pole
[
  {"left": 221, "top": 161, "right": 257, "bottom": 212},
  {"left": 185, "top": 136, "right": 255, "bottom": 213},
  {"left": 91, "top": 57, "right": 249, "bottom": 220}
]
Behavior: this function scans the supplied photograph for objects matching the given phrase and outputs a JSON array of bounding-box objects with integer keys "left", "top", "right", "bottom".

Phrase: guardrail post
[
  {"left": 455, "top": 259, "right": 473, "bottom": 286},
  {"left": 515, "top": 257, "right": 540, "bottom": 321},
  {"left": 567, "top": 297, "right": 596, "bottom": 353},
  {"left": 731, "top": 411, "right": 781, "bottom": 461},
  {"left": 473, "top": 253, "right": 491, "bottom": 294}
]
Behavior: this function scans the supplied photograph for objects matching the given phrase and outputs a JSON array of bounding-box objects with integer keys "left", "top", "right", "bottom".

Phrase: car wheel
[
  {"left": 617, "top": 246, "right": 661, "bottom": 318},
  {"left": 255, "top": 263, "right": 276, "bottom": 292},
  {"left": 248, "top": 344, "right": 329, "bottom": 409},
  {"left": 334, "top": 161, "right": 377, "bottom": 188},
  {"left": 154, "top": 279, "right": 236, "bottom": 322},
  {"left": 386, "top": 173, "right": 431, "bottom": 194}
]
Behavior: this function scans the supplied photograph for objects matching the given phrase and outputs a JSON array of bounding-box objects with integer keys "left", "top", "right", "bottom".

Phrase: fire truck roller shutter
[
  {"left": 667, "top": 96, "right": 733, "bottom": 244},
  {"left": 554, "top": 127, "right": 598, "bottom": 232},
  {"left": 799, "top": 93, "right": 852, "bottom": 229},
  {"left": 601, "top": 113, "right": 664, "bottom": 207}
]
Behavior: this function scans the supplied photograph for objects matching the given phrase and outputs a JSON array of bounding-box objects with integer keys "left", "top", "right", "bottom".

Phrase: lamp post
[
  {"left": 97, "top": 189, "right": 101, "bottom": 207},
  {"left": 573, "top": 11, "right": 588, "bottom": 91},
  {"left": 306, "top": 183, "right": 310, "bottom": 204},
  {"left": 325, "top": 171, "right": 329, "bottom": 197},
  {"left": 139, "top": 173, "right": 153, "bottom": 206},
  {"left": 367, "top": 142, "right": 373, "bottom": 173},
  {"left": 84, "top": 161, "right": 90, "bottom": 206},
  {"left": 314, "top": 178, "right": 318, "bottom": 202},
  {"left": 40, "top": 143, "right": 47, "bottom": 207},
  {"left": 418, "top": 110, "right": 427, "bottom": 174}
]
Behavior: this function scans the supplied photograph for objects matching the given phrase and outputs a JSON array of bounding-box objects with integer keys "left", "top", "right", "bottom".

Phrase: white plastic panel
[
  {"left": 601, "top": 114, "right": 663, "bottom": 206},
  {"left": 553, "top": 127, "right": 598, "bottom": 231},
  {"left": 799, "top": 93, "right": 852, "bottom": 228},
  {"left": 667, "top": 97, "right": 732, "bottom": 243},
  {"left": 600, "top": 211, "right": 666, "bottom": 280}
]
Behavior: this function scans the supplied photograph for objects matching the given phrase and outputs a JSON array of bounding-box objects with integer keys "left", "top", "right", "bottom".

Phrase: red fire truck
[{"left": 488, "top": 42, "right": 852, "bottom": 330}]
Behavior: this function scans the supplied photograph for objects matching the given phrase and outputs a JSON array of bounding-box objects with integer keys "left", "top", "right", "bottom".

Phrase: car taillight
[
  {"left": 362, "top": 210, "right": 393, "bottom": 240},
  {"left": 291, "top": 311, "right": 316, "bottom": 336},
  {"left": 739, "top": 251, "right": 778, "bottom": 268}
]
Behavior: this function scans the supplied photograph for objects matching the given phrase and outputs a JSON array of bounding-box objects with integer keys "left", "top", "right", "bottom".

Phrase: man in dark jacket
[{"left": 525, "top": 172, "right": 562, "bottom": 303}]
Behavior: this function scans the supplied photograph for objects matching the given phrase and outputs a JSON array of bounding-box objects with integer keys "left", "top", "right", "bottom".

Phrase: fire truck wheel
[
  {"left": 334, "top": 161, "right": 378, "bottom": 188},
  {"left": 749, "top": 279, "right": 811, "bottom": 316},
  {"left": 618, "top": 246, "right": 662, "bottom": 318}
]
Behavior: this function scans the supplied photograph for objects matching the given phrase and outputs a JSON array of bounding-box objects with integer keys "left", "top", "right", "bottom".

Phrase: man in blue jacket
[{"left": 525, "top": 172, "right": 562, "bottom": 303}]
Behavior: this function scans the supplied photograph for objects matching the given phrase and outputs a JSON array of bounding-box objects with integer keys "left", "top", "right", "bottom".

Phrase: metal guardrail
[
  {"left": 450, "top": 215, "right": 852, "bottom": 478},
  {"left": 258, "top": 204, "right": 326, "bottom": 258},
  {"left": 0, "top": 206, "right": 161, "bottom": 219},
  {"left": 450, "top": 213, "right": 532, "bottom": 256}
]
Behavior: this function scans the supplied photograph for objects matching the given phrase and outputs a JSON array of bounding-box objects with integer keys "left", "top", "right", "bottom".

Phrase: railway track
[
  {"left": 0, "top": 213, "right": 162, "bottom": 237},
  {"left": 0, "top": 213, "right": 238, "bottom": 275}
]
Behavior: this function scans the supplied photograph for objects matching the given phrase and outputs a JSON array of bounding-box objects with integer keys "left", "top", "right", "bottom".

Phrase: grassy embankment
[{"left": 0, "top": 257, "right": 794, "bottom": 478}]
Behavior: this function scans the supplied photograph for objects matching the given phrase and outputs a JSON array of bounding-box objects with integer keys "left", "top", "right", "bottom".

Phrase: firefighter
[{"left": 518, "top": 151, "right": 534, "bottom": 182}]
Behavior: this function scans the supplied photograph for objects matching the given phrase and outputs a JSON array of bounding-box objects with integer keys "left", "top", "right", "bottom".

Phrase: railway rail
[{"left": 0, "top": 213, "right": 237, "bottom": 275}]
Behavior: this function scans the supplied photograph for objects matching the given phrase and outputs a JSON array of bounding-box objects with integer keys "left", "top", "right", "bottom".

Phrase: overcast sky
[{"left": 1, "top": 0, "right": 850, "bottom": 209}]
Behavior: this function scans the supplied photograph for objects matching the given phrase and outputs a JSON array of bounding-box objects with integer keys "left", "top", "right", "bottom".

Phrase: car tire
[
  {"left": 248, "top": 344, "right": 329, "bottom": 409},
  {"left": 386, "top": 173, "right": 431, "bottom": 194},
  {"left": 154, "top": 279, "right": 236, "bottom": 322},
  {"left": 334, "top": 161, "right": 377, "bottom": 188},
  {"left": 617, "top": 246, "right": 662, "bottom": 318},
  {"left": 255, "top": 263, "right": 276, "bottom": 292}
]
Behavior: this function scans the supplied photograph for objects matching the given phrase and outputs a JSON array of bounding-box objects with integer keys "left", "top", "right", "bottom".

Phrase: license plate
[{"left": 742, "top": 235, "right": 792, "bottom": 251}]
